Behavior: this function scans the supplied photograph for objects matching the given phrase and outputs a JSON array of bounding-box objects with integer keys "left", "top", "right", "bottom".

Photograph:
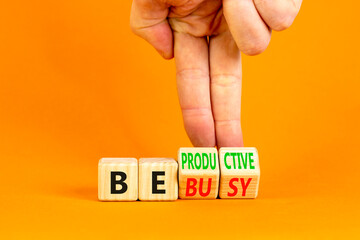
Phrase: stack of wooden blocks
[{"left": 98, "top": 147, "right": 260, "bottom": 201}]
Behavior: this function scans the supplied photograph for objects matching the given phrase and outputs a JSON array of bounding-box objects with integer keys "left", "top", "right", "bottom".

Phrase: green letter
[
  {"left": 210, "top": 153, "right": 217, "bottom": 170},
  {"left": 194, "top": 152, "right": 201, "bottom": 169},
  {"left": 231, "top": 153, "right": 237, "bottom": 169},
  {"left": 202, "top": 153, "right": 209, "bottom": 170},
  {"left": 240, "top": 153, "right": 248, "bottom": 169},
  {"left": 249, "top": 152, "right": 255, "bottom": 169},
  {"left": 181, "top": 153, "right": 187, "bottom": 169},
  {"left": 236, "top": 152, "right": 241, "bottom": 169},
  {"left": 224, "top": 152, "right": 231, "bottom": 169},
  {"left": 188, "top": 153, "right": 195, "bottom": 169}
]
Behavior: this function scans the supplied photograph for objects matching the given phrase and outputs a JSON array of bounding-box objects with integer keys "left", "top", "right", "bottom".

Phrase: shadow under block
[
  {"left": 178, "top": 148, "right": 220, "bottom": 199},
  {"left": 98, "top": 158, "right": 138, "bottom": 201},
  {"left": 139, "top": 158, "right": 178, "bottom": 201},
  {"left": 219, "top": 148, "right": 260, "bottom": 199}
]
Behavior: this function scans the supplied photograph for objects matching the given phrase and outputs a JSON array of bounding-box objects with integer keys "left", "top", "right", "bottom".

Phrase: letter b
[
  {"left": 186, "top": 178, "right": 197, "bottom": 196},
  {"left": 111, "top": 171, "right": 128, "bottom": 194}
]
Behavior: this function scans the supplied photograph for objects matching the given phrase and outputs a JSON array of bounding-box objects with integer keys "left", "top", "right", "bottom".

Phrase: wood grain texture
[
  {"left": 219, "top": 147, "right": 260, "bottom": 198},
  {"left": 178, "top": 148, "right": 219, "bottom": 199},
  {"left": 98, "top": 158, "right": 138, "bottom": 201},
  {"left": 139, "top": 158, "right": 178, "bottom": 201}
]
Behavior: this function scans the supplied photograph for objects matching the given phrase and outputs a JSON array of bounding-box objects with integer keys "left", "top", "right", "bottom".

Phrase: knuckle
[
  {"left": 271, "top": 14, "right": 295, "bottom": 31},
  {"left": 254, "top": 0, "right": 267, "bottom": 7},
  {"left": 214, "top": 119, "right": 241, "bottom": 128},
  {"left": 129, "top": 20, "right": 139, "bottom": 35},
  {"left": 181, "top": 107, "right": 212, "bottom": 118},
  {"left": 211, "top": 74, "right": 241, "bottom": 87},
  {"left": 241, "top": 39, "right": 269, "bottom": 56},
  {"left": 254, "top": 0, "right": 299, "bottom": 31},
  {"left": 129, "top": 16, "right": 143, "bottom": 36},
  {"left": 176, "top": 68, "right": 208, "bottom": 80},
  {"left": 270, "top": 1, "right": 299, "bottom": 31}
]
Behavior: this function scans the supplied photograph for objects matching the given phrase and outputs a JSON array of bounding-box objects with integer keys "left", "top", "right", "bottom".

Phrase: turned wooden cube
[
  {"left": 139, "top": 158, "right": 178, "bottom": 201},
  {"left": 98, "top": 158, "right": 138, "bottom": 201},
  {"left": 178, "top": 148, "right": 219, "bottom": 199},
  {"left": 219, "top": 147, "right": 260, "bottom": 198}
]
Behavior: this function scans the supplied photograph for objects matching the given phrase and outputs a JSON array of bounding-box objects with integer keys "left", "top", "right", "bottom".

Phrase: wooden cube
[
  {"left": 219, "top": 147, "right": 260, "bottom": 199},
  {"left": 178, "top": 148, "right": 219, "bottom": 199},
  {"left": 98, "top": 158, "right": 138, "bottom": 201},
  {"left": 139, "top": 158, "right": 178, "bottom": 201}
]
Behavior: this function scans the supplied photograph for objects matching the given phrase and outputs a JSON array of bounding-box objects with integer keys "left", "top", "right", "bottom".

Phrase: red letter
[
  {"left": 199, "top": 178, "right": 212, "bottom": 197},
  {"left": 186, "top": 178, "right": 197, "bottom": 196},
  {"left": 227, "top": 178, "right": 239, "bottom": 197},
  {"left": 240, "top": 178, "right": 252, "bottom": 196}
]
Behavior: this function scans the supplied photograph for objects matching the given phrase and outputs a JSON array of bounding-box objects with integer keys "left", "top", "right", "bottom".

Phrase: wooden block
[
  {"left": 178, "top": 148, "right": 219, "bottom": 199},
  {"left": 219, "top": 147, "right": 260, "bottom": 199},
  {"left": 139, "top": 158, "right": 178, "bottom": 201},
  {"left": 98, "top": 158, "right": 138, "bottom": 201}
]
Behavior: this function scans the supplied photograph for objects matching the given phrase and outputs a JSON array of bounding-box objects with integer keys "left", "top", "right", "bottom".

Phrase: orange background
[{"left": 1, "top": 1, "right": 359, "bottom": 239}]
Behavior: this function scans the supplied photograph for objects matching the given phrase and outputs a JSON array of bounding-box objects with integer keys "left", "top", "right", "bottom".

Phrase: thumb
[{"left": 130, "top": 0, "right": 173, "bottom": 59}]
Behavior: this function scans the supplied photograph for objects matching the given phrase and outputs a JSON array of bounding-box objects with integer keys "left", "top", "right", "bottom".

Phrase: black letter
[
  {"left": 152, "top": 171, "right": 165, "bottom": 194},
  {"left": 111, "top": 171, "right": 128, "bottom": 194}
]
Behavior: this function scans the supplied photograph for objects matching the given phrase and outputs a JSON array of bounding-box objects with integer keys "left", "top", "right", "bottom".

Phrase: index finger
[
  {"left": 209, "top": 31, "right": 244, "bottom": 147},
  {"left": 174, "top": 32, "right": 216, "bottom": 147}
]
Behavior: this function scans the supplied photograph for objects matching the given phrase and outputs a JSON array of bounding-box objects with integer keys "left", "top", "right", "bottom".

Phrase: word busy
[{"left": 98, "top": 147, "right": 260, "bottom": 201}]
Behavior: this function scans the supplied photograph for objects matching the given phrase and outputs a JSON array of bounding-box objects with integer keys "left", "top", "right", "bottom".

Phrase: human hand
[{"left": 130, "top": 0, "right": 302, "bottom": 147}]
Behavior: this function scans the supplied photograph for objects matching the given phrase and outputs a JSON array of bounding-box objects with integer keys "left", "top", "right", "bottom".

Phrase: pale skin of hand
[{"left": 130, "top": 0, "right": 302, "bottom": 147}]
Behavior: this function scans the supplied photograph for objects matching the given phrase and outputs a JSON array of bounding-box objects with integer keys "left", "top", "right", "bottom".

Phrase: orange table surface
[{"left": 1, "top": 1, "right": 360, "bottom": 239}]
